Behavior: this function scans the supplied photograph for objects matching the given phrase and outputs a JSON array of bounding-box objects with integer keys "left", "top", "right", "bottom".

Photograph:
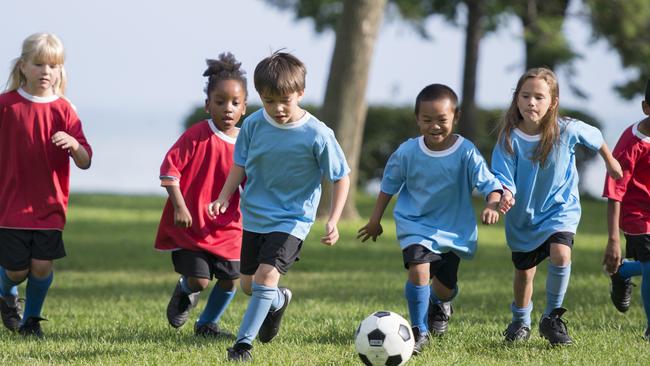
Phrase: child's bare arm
[
  {"left": 165, "top": 185, "right": 192, "bottom": 228},
  {"left": 208, "top": 165, "right": 245, "bottom": 217},
  {"left": 51, "top": 131, "right": 91, "bottom": 169},
  {"left": 321, "top": 175, "right": 350, "bottom": 246},
  {"left": 498, "top": 188, "right": 515, "bottom": 214},
  {"left": 481, "top": 190, "right": 501, "bottom": 225},
  {"left": 603, "top": 199, "right": 622, "bottom": 274},
  {"left": 357, "top": 191, "right": 393, "bottom": 243},
  {"left": 599, "top": 143, "right": 623, "bottom": 179}
]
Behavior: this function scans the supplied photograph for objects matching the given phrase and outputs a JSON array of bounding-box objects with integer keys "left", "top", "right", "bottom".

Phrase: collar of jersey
[
  {"left": 418, "top": 135, "right": 464, "bottom": 157},
  {"left": 633, "top": 121, "right": 650, "bottom": 142},
  {"left": 262, "top": 109, "right": 310, "bottom": 129},
  {"left": 513, "top": 128, "right": 541, "bottom": 142},
  {"left": 208, "top": 119, "right": 238, "bottom": 144},
  {"left": 17, "top": 88, "right": 59, "bottom": 103}
]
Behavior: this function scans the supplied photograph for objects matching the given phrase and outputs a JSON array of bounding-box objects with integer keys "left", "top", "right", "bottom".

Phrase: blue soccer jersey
[
  {"left": 491, "top": 117, "right": 604, "bottom": 252},
  {"left": 381, "top": 135, "right": 502, "bottom": 259},
  {"left": 234, "top": 109, "right": 350, "bottom": 240}
]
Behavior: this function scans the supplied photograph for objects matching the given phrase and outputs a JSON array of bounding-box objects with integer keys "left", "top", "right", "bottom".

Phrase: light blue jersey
[
  {"left": 381, "top": 135, "right": 502, "bottom": 259},
  {"left": 491, "top": 117, "right": 604, "bottom": 252},
  {"left": 234, "top": 109, "right": 350, "bottom": 240}
]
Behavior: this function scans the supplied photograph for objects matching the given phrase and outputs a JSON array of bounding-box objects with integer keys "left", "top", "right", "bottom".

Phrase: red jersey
[
  {"left": 603, "top": 121, "right": 650, "bottom": 234},
  {"left": 154, "top": 120, "right": 242, "bottom": 260},
  {"left": 0, "top": 89, "right": 93, "bottom": 230}
]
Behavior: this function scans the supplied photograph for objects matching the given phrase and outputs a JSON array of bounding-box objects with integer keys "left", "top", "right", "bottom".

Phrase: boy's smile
[{"left": 416, "top": 98, "right": 457, "bottom": 151}]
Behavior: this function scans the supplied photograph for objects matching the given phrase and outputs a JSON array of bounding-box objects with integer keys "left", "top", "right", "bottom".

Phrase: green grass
[{"left": 1, "top": 194, "right": 648, "bottom": 365}]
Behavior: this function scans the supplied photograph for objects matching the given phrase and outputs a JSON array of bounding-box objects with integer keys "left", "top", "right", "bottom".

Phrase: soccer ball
[{"left": 354, "top": 311, "right": 415, "bottom": 366}]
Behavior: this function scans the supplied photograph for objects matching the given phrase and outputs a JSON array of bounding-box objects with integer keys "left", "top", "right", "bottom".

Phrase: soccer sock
[
  {"left": 430, "top": 285, "right": 458, "bottom": 304},
  {"left": 269, "top": 287, "right": 285, "bottom": 312},
  {"left": 511, "top": 301, "right": 532, "bottom": 327},
  {"left": 22, "top": 272, "right": 53, "bottom": 321},
  {"left": 618, "top": 259, "right": 642, "bottom": 279},
  {"left": 544, "top": 262, "right": 571, "bottom": 316},
  {"left": 0, "top": 267, "right": 20, "bottom": 299},
  {"left": 235, "top": 282, "right": 277, "bottom": 345},
  {"left": 405, "top": 281, "right": 430, "bottom": 333},
  {"left": 197, "top": 285, "right": 236, "bottom": 326},
  {"left": 640, "top": 261, "right": 650, "bottom": 328}
]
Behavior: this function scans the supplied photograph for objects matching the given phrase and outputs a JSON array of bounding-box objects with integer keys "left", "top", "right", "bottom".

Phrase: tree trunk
[
  {"left": 316, "top": 0, "right": 387, "bottom": 219},
  {"left": 458, "top": 0, "right": 485, "bottom": 142}
]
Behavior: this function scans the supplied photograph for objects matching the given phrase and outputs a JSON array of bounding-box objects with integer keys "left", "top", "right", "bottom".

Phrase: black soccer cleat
[
  {"left": 258, "top": 287, "right": 292, "bottom": 343},
  {"left": 610, "top": 271, "right": 633, "bottom": 313},
  {"left": 427, "top": 301, "right": 453, "bottom": 336},
  {"left": 227, "top": 342, "right": 253, "bottom": 362},
  {"left": 539, "top": 307, "right": 573, "bottom": 346},
  {"left": 411, "top": 326, "right": 430, "bottom": 356},
  {"left": 18, "top": 316, "right": 46, "bottom": 338},
  {"left": 194, "top": 322, "right": 223, "bottom": 338},
  {"left": 503, "top": 321, "right": 531, "bottom": 342},
  {"left": 166, "top": 279, "right": 200, "bottom": 328},
  {"left": 0, "top": 296, "right": 22, "bottom": 332}
]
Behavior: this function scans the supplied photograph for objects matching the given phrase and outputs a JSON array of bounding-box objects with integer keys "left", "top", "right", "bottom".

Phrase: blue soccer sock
[
  {"left": 640, "top": 261, "right": 650, "bottom": 328},
  {"left": 197, "top": 285, "right": 236, "bottom": 326},
  {"left": 544, "top": 262, "right": 571, "bottom": 316},
  {"left": 22, "top": 272, "right": 53, "bottom": 322},
  {"left": 234, "top": 282, "right": 278, "bottom": 345},
  {"left": 270, "top": 287, "right": 285, "bottom": 312},
  {"left": 430, "top": 285, "right": 458, "bottom": 304},
  {"left": 0, "top": 267, "right": 20, "bottom": 299},
  {"left": 405, "top": 281, "right": 430, "bottom": 333},
  {"left": 511, "top": 301, "right": 532, "bottom": 327},
  {"left": 618, "top": 259, "right": 642, "bottom": 279}
]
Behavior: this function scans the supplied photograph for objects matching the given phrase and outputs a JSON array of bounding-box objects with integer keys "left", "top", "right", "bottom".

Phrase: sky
[{"left": 0, "top": 0, "right": 642, "bottom": 196}]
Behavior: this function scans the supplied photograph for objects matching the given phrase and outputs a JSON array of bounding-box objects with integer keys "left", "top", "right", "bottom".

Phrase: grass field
[{"left": 1, "top": 193, "right": 648, "bottom": 365}]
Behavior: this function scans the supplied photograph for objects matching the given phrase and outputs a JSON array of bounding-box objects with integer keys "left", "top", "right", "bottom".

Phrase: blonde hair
[
  {"left": 5, "top": 33, "right": 67, "bottom": 95},
  {"left": 497, "top": 67, "right": 560, "bottom": 165}
]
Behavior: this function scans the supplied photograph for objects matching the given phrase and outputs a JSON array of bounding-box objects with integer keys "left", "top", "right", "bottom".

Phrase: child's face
[
  {"left": 416, "top": 98, "right": 456, "bottom": 151},
  {"left": 260, "top": 90, "right": 304, "bottom": 124},
  {"left": 517, "top": 77, "right": 556, "bottom": 128},
  {"left": 206, "top": 79, "right": 247, "bottom": 135},
  {"left": 19, "top": 58, "right": 60, "bottom": 97}
]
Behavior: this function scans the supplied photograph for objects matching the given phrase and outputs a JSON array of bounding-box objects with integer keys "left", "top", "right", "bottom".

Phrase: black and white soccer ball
[{"left": 354, "top": 311, "right": 414, "bottom": 366}]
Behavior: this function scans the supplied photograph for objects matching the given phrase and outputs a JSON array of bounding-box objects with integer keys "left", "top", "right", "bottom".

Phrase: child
[
  {"left": 154, "top": 53, "right": 247, "bottom": 337},
  {"left": 492, "top": 67, "right": 622, "bottom": 345},
  {"left": 0, "top": 33, "right": 92, "bottom": 337},
  {"left": 602, "top": 79, "right": 650, "bottom": 340},
  {"left": 208, "top": 51, "right": 350, "bottom": 362},
  {"left": 357, "top": 84, "right": 503, "bottom": 355}
]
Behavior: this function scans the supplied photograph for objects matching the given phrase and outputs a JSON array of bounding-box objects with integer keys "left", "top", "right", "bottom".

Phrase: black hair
[
  {"left": 414, "top": 83, "right": 459, "bottom": 116},
  {"left": 203, "top": 52, "right": 247, "bottom": 99},
  {"left": 645, "top": 79, "right": 649, "bottom": 104}
]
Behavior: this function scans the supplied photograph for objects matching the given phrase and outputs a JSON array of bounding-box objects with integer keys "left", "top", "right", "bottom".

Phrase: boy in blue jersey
[
  {"left": 357, "top": 84, "right": 502, "bottom": 355},
  {"left": 209, "top": 51, "right": 350, "bottom": 362}
]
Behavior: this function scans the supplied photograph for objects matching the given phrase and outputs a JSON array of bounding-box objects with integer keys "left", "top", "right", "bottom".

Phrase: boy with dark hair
[
  {"left": 603, "top": 80, "right": 650, "bottom": 340},
  {"left": 209, "top": 51, "right": 350, "bottom": 362}
]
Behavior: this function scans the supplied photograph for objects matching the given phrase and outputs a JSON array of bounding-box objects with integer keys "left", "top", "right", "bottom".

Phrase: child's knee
[
  {"left": 187, "top": 277, "right": 210, "bottom": 291},
  {"left": 407, "top": 263, "right": 430, "bottom": 286},
  {"left": 216, "top": 278, "right": 238, "bottom": 292},
  {"left": 549, "top": 245, "right": 572, "bottom": 267},
  {"left": 29, "top": 259, "right": 53, "bottom": 278},
  {"left": 5, "top": 268, "right": 29, "bottom": 283}
]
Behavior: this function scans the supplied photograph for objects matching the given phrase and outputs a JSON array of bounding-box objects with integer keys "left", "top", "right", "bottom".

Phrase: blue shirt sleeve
[
  {"left": 315, "top": 128, "right": 350, "bottom": 181},
  {"left": 565, "top": 118, "right": 604, "bottom": 151},
  {"left": 468, "top": 146, "right": 502, "bottom": 198},
  {"left": 491, "top": 139, "right": 517, "bottom": 196},
  {"left": 380, "top": 147, "right": 405, "bottom": 195},
  {"left": 233, "top": 117, "right": 251, "bottom": 167}
]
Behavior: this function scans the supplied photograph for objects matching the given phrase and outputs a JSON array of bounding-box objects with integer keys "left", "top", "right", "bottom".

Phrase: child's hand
[
  {"left": 51, "top": 131, "right": 79, "bottom": 151},
  {"left": 602, "top": 238, "right": 622, "bottom": 275},
  {"left": 174, "top": 206, "right": 192, "bottom": 228},
  {"left": 207, "top": 199, "right": 229, "bottom": 218},
  {"left": 357, "top": 221, "right": 383, "bottom": 242},
  {"left": 606, "top": 158, "right": 623, "bottom": 180},
  {"left": 481, "top": 204, "right": 500, "bottom": 225},
  {"left": 498, "top": 189, "right": 515, "bottom": 214},
  {"left": 321, "top": 221, "right": 339, "bottom": 246}
]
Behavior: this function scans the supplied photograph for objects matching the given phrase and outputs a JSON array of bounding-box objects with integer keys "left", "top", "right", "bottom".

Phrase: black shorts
[
  {"left": 0, "top": 228, "right": 66, "bottom": 271},
  {"left": 624, "top": 234, "right": 650, "bottom": 262},
  {"left": 240, "top": 231, "right": 303, "bottom": 275},
  {"left": 172, "top": 249, "right": 240, "bottom": 280},
  {"left": 511, "top": 232, "right": 574, "bottom": 270},
  {"left": 402, "top": 244, "right": 460, "bottom": 290}
]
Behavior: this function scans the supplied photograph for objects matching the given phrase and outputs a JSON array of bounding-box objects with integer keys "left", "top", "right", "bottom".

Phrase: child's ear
[
  {"left": 242, "top": 101, "right": 247, "bottom": 116},
  {"left": 642, "top": 100, "right": 650, "bottom": 116},
  {"left": 454, "top": 108, "right": 462, "bottom": 124}
]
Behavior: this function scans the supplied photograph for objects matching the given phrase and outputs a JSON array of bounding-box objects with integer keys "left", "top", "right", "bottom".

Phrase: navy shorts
[
  {"left": 172, "top": 249, "right": 240, "bottom": 280},
  {"left": 240, "top": 231, "right": 303, "bottom": 275},
  {"left": 624, "top": 234, "right": 650, "bottom": 262},
  {"left": 0, "top": 228, "right": 66, "bottom": 271},
  {"left": 511, "top": 232, "right": 574, "bottom": 270},
  {"left": 402, "top": 244, "right": 460, "bottom": 290}
]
